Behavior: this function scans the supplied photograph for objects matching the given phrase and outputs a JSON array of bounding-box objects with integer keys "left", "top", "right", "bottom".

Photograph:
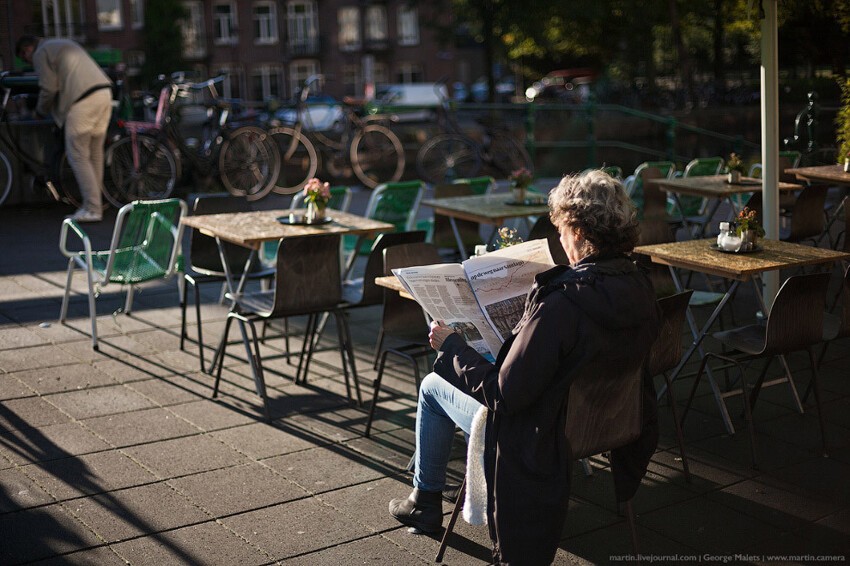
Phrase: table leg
[
  {"left": 449, "top": 217, "right": 468, "bottom": 260},
  {"left": 668, "top": 193, "right": 693, "bottom": 237},
  {"left": 664, "top": 265, "right": 739, "bottom": 434},
  {"left": 209, "top": 238, "right": 256, "bottom": 375}
]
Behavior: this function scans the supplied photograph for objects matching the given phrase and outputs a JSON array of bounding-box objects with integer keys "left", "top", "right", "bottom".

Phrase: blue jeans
[{"left": 413, "top": 372, "right": 483, "bottom": 492}]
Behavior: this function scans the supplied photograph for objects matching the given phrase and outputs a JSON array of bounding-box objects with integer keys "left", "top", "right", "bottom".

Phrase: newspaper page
[
  {"left": 392, "top": 239, "right": 555, "bottom": 359},
  {"left": 462, "top": 239, "right": 555, "bottom": 342},
  {"left": 391, "top": 263, "right": 504, "bottom": 359}
]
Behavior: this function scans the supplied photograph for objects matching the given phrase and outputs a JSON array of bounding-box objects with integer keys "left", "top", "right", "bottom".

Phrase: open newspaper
[{"left": 392, "top": 239, "right": 555, "bottom": 360}]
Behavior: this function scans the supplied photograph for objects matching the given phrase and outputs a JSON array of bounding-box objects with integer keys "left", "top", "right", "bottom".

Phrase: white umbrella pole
[{"left": 761, "top": 0, "right": 780, "bottom": 307}]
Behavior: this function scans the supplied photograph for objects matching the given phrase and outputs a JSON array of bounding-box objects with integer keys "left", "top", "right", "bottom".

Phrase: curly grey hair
[{"left": 548, "top": 170, "right": 639, "bottom": 258}]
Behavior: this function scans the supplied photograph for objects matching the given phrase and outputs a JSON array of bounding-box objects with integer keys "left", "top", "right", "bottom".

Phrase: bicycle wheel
[
  {"left": 103, "top": 135, "right": 178, "bottom": 208},
  {"left": 0, "top": 150, "right": 12, "bottom": 207},
  {"left": 485, "top": 132, "right": 533, "bottom": 177},
  {"left": 55, "top": 152, "right": 110, "bottom": 211},
  {"left": 219, "top": 126, "right": 280, "bottom": 201},
  {"left": 350, "top": 124, "right": 405, "bottom": 189},
  {"left": 267, "top": 126, "right": 318, "bottom": 195},
  {"left": 415, "top": 134, "right": 481, "bottom": 185}
]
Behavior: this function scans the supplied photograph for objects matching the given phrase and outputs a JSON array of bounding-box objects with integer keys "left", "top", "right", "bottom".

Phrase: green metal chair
[
  {"left": 625, "top": 160, "right": 677, "bottom": 217},
  {"left": 582, "top": 166, "right": 623, "bottom": 180},
  {"left": 453, "top": 176, "right": 495, "bottom": 195},
  {"left": 344, "top": 180, "right": 425, "bottom": 256},
  {"left": 668, "top": 156, "right": 725, "bottom": 222},
  {"left": 59, "top": 198, "right": 188, "bottom": 350}
]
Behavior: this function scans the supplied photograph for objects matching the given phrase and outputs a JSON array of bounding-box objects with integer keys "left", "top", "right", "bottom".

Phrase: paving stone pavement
[{"left": 0, "top": 189, "right": 848, "bottom": 565}]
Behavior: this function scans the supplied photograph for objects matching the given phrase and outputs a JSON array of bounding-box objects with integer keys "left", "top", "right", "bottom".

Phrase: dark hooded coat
[{"left": 433, "top": 254, "right": 661, "bottom": 565}]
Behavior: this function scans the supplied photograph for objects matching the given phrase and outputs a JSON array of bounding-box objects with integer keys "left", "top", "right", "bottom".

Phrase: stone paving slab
[{"left": 1, "top": 201, "right": 849, "bottom": 565}]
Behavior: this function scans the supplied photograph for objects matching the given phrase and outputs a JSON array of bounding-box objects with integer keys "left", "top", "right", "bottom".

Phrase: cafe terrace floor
[{"left": 0, "top": 185, "right": 848, "bottom": 565}]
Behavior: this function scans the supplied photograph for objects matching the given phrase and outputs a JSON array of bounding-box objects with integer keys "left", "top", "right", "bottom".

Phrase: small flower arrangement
[
  {"left": 303, "top": 177, "right": 331, "bottom": 207},
  {"left": 495, "top": 226, "right": 523, "bottom": 248},
  {"left": 508, "top": 167, "right": 533, "bottom": 189},
  {"left": 726, "top": 153, "right": 745, "bottom": 174},
  {"left": 734, "top": 207, "right": 765, "bottom": 237}
]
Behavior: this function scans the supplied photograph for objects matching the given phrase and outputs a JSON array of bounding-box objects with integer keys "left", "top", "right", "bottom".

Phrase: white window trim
[
  {"left": 131, "top": 0, "right": 144, "bottom": 29},
  {"left": 397, "top": 5, "right": 419, "bottom": 46},
  {"left": 253, "top": 1, "right": 278, "bottom": 45},
  {"left": 97, "top": 0, "right": 124, "bottom": 31},
  {"left": 338, "top": 7, "right": 361, "bottom": 52},
  {"left": 213, "top": 1, "right": 239, "bottom": 46},
  {"left": 182, "top": 1, "right": 207, "bottom": 58}
]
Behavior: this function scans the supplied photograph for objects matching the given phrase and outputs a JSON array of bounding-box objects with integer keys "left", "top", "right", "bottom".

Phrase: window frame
[
  {"left": 397, "top": 5, "right": 419, "bottom": 46},
  {"left": 253, "top": 1, "right": 279, "bottom": 45},
  {"left": 213, "top": 1, "right": 239, "bottom": 46},
  {"left": 338, "top": 6, "right": 361, "bottom": 52},
  {"left": 96, "top": 0, "right": 123, "bottom": 31}
]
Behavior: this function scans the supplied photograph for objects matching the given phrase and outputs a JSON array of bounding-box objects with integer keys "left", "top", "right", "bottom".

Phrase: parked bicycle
[
  {"left": 267, "top": 74, "right": 404, "bottom": 192},
  {"left": 104, "top": 74, "right": 280, "bottom": 206},
  {"left": 415, "top": 87, "right": 533, "bottom": 184},
  {"left": 0, "top": 72, "right": 98, "bottom": 209}
]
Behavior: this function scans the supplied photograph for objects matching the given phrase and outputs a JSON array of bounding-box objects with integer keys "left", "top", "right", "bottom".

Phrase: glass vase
[
  {"left": 727, "top": 170, "right": 741, "bottom": 184},
  {"left": 511, "top": 183, "right": 527, "bottom": 204},
  {"left": 306, "top": 201, "right": 326, "bottom": 223},
  {"left": 739, "top": 229, "right": 759, "bottom": 252}
]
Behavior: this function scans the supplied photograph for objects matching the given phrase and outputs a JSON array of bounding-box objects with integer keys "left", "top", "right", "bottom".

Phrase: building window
[
  {"left": 338, "top": 7, "right": 360, "bottom": 52},
  {"left": 342, "top": 64, "right": 361, "bottom": 97},
  {"left": 289, "top": 60, "right": 319, "bottom": 97},
  {"left": 397, "top": 5, "right": 419, "bottom": 46},
  {"left": 253, "top": 2, "right": 278, "bottom": 45},
  {"left": 214, "top": 2, "right": 238, "bottom": 45},
  {"left": 96, "top": 0, "right": 122, "bottom": 30},
  {"left": 181, "top": 1, "right": 206, "bottom": 58},
  {"left": 287, "top": 1, "right": 319, "bottom": 54},
  {"left": 365, "top": 4, "right": 387, "bottom": 42},
  {"left": 130, "top": 0, "right": 144, "bottom": 28},
  {"left": 373, "top": 62, "right": 387, "bottom": 86},
  {"left": 396, "top": 62, "right": 422, "bottom": 83},
  {"left": 33, "top": 0, "right": 87, "bottom": 38},
  {"left": 252, "top": 65, "right": 281, "bottom": 101},
  {"left": 215, "top": 65, "right": 243, "bottom": 99}
]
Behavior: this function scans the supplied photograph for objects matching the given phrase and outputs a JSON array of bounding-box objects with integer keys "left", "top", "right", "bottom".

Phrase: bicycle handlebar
[{"left": 0, "top": 72, "right": 39, "bottom": 90}]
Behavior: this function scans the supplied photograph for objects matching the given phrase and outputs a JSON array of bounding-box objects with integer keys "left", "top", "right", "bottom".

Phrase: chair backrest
[
  {"left": 270, "top": 233, "right": 342, "bottom": 316},
  {"left": 189, "top": 194, "right": 253, "bottom": 275},
  {"left": 786, "top": 185, "right": 827, "bottom": 242},
  {"left": 528, "top": 214, "right": 569, "bottom": 265},
  {"left": 647, "top": 290, "right": 693, "bottom": 376},
  {"left": 453, "top": 176, "right": 495, "bottom": 195},
  {"left": 638, "top": 166, "right": 667, "bottom": 223},
  {"left": 627, "top": 160, "right": 676, "bottom": 202},
  {"left": 838, "top": 264, "right": 850, "bottom": 340},
  {"left": 432, "top": 183, "right": 481, "bottom": 251},
  {"left": 844, "top": 196, "right": 850, "bottom": 253},
  {"left": 107, "top": 198, "right": 187, "bottom": 283},
  {"left": 382, "top": 242, "right": 443, "bottom": 336},
  {"left": 365, "top": 180, "right": 425, "bottom": 232},
  {"left": 761, "top": 272, "right": 831, "bottom": 356},
  {"left": 683, "top": 157, "right": 724, "bottom": 177},
  {"left": 564, "top": 363, "right": 643, "bottom": 461},
  {"left": 289, "top": 185, "right": 353, "bottom": 212},
  {"left": 354, "top": 230, "right": 428, "bottom": 307}
]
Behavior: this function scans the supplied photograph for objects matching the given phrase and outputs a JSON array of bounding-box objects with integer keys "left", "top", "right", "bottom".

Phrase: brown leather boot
[{"left": 389, "top": 488, "right": 443, "bottom": 533}]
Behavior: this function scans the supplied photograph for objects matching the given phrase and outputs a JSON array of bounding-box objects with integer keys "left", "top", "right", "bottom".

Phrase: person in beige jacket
[{"left": 16, "top": 35, "right": 112, "bottom": 222}]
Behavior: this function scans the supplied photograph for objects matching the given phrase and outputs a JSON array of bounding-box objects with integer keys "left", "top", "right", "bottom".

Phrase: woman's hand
[{"left": 429, "top": 320, "right": 455, "bottom": 351}]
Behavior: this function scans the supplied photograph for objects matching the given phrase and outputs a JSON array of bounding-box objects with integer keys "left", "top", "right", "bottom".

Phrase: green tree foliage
[
  {"left": 141, "top": 0, "right": 188, "bottom": 88},
  {"left": 835, "top": 78, "right": 850, "bottom": 162}
]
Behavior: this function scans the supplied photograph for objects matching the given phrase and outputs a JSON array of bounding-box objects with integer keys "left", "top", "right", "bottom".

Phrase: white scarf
[{"left": 463, "top": 405, "right": 488, "bottom": 525}]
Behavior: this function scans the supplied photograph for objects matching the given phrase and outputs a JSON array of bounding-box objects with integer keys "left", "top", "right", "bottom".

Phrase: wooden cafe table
[
  {"left": 420, "top": 192, "right": 550, "bottom": 260},
  {"left": 181, "top": 208, "right": 395, "bottom": 295},
  {"left": 634, "top": 237, "right": 850, "bottom": 434},
  {"left": 652, "top": 175, "right": 803, "bottom": 238},
  {"left": 785, "top": 164, "right": 850, "bottom": 241}
]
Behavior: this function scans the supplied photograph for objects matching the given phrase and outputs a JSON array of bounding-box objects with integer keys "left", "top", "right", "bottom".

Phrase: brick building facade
[{"left": 2, "top": 0, "right": 484, "bottom": 102}]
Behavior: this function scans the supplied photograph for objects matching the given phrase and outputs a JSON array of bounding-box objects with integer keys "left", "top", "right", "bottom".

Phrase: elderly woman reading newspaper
[{"left": 387, "top": 170, "right": 661, "bottom": 565}]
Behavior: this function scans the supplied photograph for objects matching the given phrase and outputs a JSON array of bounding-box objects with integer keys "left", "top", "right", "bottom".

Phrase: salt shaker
[{"left": 717, "top": 222, "right": 731, "bottom": 246}]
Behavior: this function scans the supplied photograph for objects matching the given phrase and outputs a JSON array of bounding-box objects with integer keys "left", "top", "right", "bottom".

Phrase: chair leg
[
  {"left": 84, "top": 265, "right": 99, "bottom": 350},
  {"left": 296, "top": 313, "right": 318, "bottom": 384},
  {"left": 179, "top": 277, "right": 189, "bottom": 352},
  {"left": 372, "top": 328, "right": 385, "bottom": 370},
  {"left": 680, "top": 354, "right": 712, "bottom": 430},
  {"left": 239, "top": 317, "right": 271, "bottom": 422},
  {"left": 59, "top": 258, "right": 75, "bottom": 323},
  {"left": 435, "top": 476, "right": 467, "bottom": 563},
  {"left": 365, "top": 349, "right": 391, "bottom": 437},
  {"left": 806, "top": 347, "right": 829, "bottom": 458},
  {"left": 580, "top": 458, "right": 594, "bottom": 476},
  {"left": 662, "top": 371, "right": 692, "bottom": 482},
  {"left": 212, "top": 314, "right": 236, "bottom": 396},
  {"left": 623, "top": 499, "right": 640, "bottom": 555},
  {"left": 335, "top": 311, "right": 362, "bottom": 406},
  {"left": 735, "top": 362, "right": 760, "bottom": 470},
  {"left": 192, "top": 281, "right": 206, "bottom": 373},
  {"left": 124, "top": 284, "right": 135, "bottom": 314}
]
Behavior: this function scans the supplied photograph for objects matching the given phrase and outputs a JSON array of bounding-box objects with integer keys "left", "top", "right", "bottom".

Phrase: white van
[{"left": 365, "top": 83, "right": 449, "bottom": 122}]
